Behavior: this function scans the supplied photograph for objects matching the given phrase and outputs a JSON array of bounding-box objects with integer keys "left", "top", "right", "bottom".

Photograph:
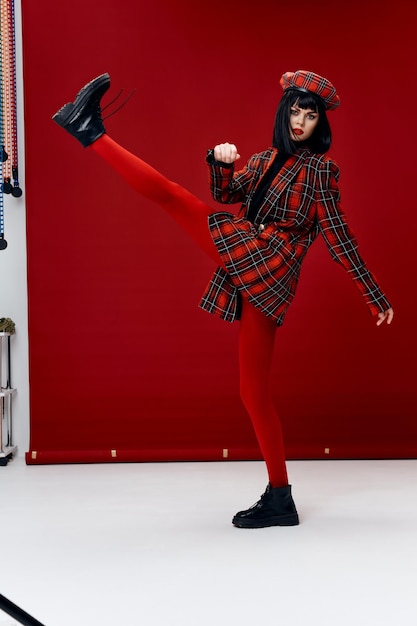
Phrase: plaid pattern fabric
[
  {"left": 199, "top": 148, "right": 391, "bottom": 324},
  {"left": 280, "top": 70, "right": 340, "bottom": 110}
]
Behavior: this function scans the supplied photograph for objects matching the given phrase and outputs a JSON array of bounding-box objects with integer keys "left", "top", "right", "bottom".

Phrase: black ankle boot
[
  {"left": 52, "top": 73, "right": 111, "bottom": 147},
  {"left": 232, "top": 484, "right": 299, "bottom": 528}
]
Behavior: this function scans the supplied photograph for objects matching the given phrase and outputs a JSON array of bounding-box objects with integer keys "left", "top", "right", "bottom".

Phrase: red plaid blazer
[{"left": 199, "top": 147, "right": 391, "bottom": 325}]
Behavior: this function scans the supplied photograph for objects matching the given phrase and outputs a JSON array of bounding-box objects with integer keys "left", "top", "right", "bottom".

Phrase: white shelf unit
[{"left": 0, "top": 332, "right": 17, "bottom": 465}]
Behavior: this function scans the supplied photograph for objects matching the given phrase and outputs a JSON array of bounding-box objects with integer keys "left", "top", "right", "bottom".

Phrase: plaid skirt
[{"left": 199, "top": 212, "right": 304, "bottom": 325}]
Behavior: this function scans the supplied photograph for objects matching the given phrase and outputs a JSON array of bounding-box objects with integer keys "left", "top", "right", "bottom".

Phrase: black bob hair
[{"left": 272, "top": 88, "right": 332, "bottom": 155}]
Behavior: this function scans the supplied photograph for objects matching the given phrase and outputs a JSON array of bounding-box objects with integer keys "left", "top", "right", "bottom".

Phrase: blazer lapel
[
  {"left": 256, "top": 148, "right": 309, "bottom": 223},
  {"left": 272, "top": 149, "right": 308, "bottom": 195}
]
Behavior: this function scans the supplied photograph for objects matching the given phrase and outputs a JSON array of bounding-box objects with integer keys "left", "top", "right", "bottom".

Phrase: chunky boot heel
[
  {"left": 52, "top": 73, "right": 111, "bottom": 147},
  {"left": 232, "top": 484, "right": 299, "bottom": 529}
]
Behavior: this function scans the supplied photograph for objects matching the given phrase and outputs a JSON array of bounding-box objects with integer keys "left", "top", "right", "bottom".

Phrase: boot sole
[
  {"left": 52, "top": 73, "right": 110, "bottom": 126},
  {"left": 232, "top": 514, "right": 299, "bottom": 529}
]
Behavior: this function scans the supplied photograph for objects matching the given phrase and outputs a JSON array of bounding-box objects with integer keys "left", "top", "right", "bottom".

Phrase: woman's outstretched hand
[
  {"left": 214, "top": 143, "right": 241, "bottom": 163},
  {"left": 376, "top": 308, "right": 394, "bottom": 326}
]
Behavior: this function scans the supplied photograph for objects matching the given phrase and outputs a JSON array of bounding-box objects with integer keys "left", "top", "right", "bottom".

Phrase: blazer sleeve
[
  {"left": 206, "top": 150, "right": 261, "bottom": 204},
  {"left": 315, "top": 158, "right": 392, "bottom": 316}
]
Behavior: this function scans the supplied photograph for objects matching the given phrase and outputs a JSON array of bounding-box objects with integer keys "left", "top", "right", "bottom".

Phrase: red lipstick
[{"left": 293, "top": 128, "right": 304, "bottom": 136}]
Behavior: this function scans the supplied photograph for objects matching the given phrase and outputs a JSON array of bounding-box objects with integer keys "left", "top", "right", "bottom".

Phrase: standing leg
[
  {"left": 233, "top": 297, "right": 299, "bottom": 528},
  {"left": 239, "top": 297, "right": 288, "bottom": 487}
]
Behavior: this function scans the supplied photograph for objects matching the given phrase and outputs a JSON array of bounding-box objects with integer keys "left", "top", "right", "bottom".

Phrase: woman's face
[{"left": 289, "top": 100, "right": 319, "bottom": 142}]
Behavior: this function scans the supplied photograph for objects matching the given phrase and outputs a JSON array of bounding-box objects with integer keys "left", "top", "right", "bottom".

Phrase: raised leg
[
  {"left": 53, "top": 74, "right": 223, "bottom": 265},
  {"left": 90, "top": 135, "right": 224, "bottom": 266}
]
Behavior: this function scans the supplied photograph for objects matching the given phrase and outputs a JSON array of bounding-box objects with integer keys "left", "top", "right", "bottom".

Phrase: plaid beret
[{"left": 280, "top": 70, "right": 340, "bottom": 110}]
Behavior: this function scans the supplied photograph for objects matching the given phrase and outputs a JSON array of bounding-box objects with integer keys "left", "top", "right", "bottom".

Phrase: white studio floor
[{"left": 1, "top": 457, "right": 417, "bottom": 626}]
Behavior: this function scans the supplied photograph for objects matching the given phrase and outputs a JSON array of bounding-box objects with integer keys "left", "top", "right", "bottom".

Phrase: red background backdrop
[{"left": 22, "top": 0, "right": 416, "bottom": 464}]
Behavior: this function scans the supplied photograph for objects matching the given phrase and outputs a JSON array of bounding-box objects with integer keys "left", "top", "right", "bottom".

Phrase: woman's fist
[{"left": 213, "top": 143, "right": 241, "bottom": 164}]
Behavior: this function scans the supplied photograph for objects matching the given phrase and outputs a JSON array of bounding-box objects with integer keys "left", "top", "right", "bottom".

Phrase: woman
[{"left": 53, "top": 70, "right": 393, "bottom": 529}]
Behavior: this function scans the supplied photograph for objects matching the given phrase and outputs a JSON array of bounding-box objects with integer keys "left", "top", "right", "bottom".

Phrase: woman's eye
[{"left": 290, "top": 109, "right": 298, "bottom": 115}]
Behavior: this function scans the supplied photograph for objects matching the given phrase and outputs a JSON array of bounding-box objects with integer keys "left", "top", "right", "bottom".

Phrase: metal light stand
[
  {"left": 0, "top": 594, "right": 46, "bottom": 626},
  {"left": 0, "top": 332, "right": 17, "bottom": 465}
]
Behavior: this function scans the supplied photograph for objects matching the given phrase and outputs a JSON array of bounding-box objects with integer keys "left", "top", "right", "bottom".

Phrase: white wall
[{"left": 1, "top": 0, "right": 30, "bottom": 457}]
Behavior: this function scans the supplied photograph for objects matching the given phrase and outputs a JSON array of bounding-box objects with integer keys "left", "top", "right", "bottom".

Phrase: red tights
[{"left": 91, "top": 135, "right": 288, "bottom": 487}]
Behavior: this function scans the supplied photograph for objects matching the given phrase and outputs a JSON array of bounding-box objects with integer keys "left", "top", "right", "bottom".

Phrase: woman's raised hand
[{"left": 213, "top": 143, "right": 241, "bottom": 164}]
